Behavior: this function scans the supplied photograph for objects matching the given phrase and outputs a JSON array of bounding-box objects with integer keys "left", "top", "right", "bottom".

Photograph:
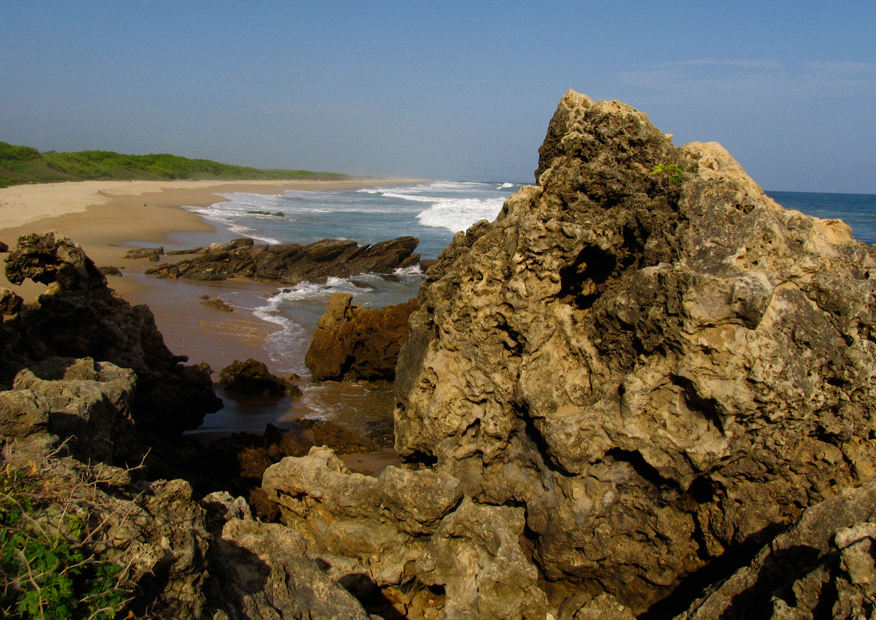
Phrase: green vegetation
[
  {"left": 0, "top": 451, "right": 129, "bottom": 619},
  {"left": 651, "top": 162, "right": 684, "bottom": 185},
  {"left": 0, "top": 140, "right": 348, "bottom": 188}
]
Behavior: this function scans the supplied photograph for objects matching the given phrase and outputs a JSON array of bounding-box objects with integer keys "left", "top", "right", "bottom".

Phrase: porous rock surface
[
  {"left": 388, "top": 90, "right": 876, "bottom": 612},
  {"left": 305, "top": 292, "right": 417, "bottom": 381}
]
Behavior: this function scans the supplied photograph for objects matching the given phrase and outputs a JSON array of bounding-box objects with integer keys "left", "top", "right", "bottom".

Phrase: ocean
[{"left": 178, "top": 183, "right": 876, "bottom": 436}]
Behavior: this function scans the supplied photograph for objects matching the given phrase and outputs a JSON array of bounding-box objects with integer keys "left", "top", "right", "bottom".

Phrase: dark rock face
[
  {"left": 1, "top": 232, "right": 221, "bottom": 434},
  {"left": 305, "top": 292, "right": 417, "bottom": 381},
  {"left": 0, "top": 357, "right": 140, "bottom": 463},
  {"left": 219, "top": 358, "right": 300, "bottom": 396},
  {"left": 145, "top": 236, "right": 421, "bottom": 284},
  {"left": 391, "top": 91, "right": 876, "bottom": 611},
  {"left": 678, "top": 480, "right": 876, "bottom": 619}
]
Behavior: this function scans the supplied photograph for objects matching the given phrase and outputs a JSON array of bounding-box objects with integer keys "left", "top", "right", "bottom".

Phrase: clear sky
[{"left": 2, "top": 1, "right": 874, "bottom": 193}]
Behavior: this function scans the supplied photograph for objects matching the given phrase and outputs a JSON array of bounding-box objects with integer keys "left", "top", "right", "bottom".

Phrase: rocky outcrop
[
  {"left": 388, "top": 90, "right": 876, "bottom": 612},
  {"left": 219, "top": 358, "right": 300, "bottom": 396},
  {"left": 678, "top": 479, "right": 876, "bottom": 619},
  {"left": 305, "top": 293, "right": 417, "bottom": 381},
  {"left": 144, "top": 236, "right": 421, "bottom": 284},
  {"left": 1, "top": 232, "right": 221, "bottom": 434},
  {"left": 0, "top": 357, "right": 139, "bottom": 463},
  {"left": 261, "top": 446, "right": 546, "bottom": 619}
]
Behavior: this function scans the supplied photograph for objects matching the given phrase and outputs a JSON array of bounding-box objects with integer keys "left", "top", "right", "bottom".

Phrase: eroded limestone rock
[{"left": 392, "top": 90, "right": 876, "bottom": 612}]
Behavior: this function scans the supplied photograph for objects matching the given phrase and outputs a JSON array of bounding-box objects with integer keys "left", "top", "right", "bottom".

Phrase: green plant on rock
[
  {"left": 651, "top": 162, "right": 684, "bottom": 186},
  {"left": 0, "top": 451, "right": 129, "bottom": 620}
]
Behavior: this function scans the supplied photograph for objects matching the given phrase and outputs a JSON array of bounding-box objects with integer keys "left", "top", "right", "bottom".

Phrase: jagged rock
[
  {"left": 677, "top": 479, "right": 876, "bottom": 619},
  {"left": 1, "top": 232, "right": 222, "bottom": 433},
  {"left": 393, "top": 90, "right": 876, "bottom": 612},
  {"left": 6, "top": 231, "right": 107, "bottom": 291},
  {"left": 0, "top": 288, "right": 23, "bottom": 314},
  {"left": 416, "top": 498, "right": 548, "bottom": 620},
  {"left": 209, "top": 518, "right": 371, "bottom": 619},
  {"left": 146, "top": 236, "right": 421, "bottom": 284},
  {"left": 219, "top": 358, "right": 300, "bottom": 396},
  {"left": 0, "top": 357, "right": 139, "bottom": 463},
  {"left": 261, "top": 446, "right": 548, "bottom": 618},
  {"left": 305, "top": 292, "right": 417, "bottom": 381}
]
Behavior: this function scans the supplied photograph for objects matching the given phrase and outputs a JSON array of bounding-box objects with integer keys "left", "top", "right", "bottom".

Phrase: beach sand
[{"left": 0, "top": 178, "right": 407, "bottom": 472}]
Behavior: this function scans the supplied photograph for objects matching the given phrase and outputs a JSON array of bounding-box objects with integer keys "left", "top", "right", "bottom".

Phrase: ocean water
[
  {"left": 182, "top": 183, "right": 876, "bottom": 434},
  {"left": 766, "top": 191, "right": 876, "bottom": 245},
  {"left": 181, "top": 180, "right": 520, "bottom": 434}
]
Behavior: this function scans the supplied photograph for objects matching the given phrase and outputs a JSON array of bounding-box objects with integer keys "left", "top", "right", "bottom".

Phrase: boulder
[
  {"left": 305, "top": 292, "right": 417, "bottom": 381},
  {"left": 146, "top": 236, "right": 421, "bottom": 284},
  {"left": 393, "top": 90, "right": 876, "bottom": 612},
  {"left": 1, "top": 232, "right": 222, "bottom": 433},
  {"left": 261, "top": 446, "right": 549, "bottom": 618},
  {"left": 0, "top": 288, "right": 23, "bottom": 314},
  {"left": 0, "top": 357, "right": 139, "bottom": 463},
  {"left": 218, "top": 358, "right": 300, "bottom": 396}
]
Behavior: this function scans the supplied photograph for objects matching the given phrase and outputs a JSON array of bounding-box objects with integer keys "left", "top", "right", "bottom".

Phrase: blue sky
[{"left": 2, "top": 1, "right": 875, "bottom": 193}]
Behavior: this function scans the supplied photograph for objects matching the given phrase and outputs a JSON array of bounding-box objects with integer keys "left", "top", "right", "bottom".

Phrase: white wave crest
[{"left": 416, "top": 197, "right": 505, "bottom": 233}]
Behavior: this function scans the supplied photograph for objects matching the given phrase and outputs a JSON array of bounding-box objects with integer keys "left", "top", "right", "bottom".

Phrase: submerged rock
[
  {"left": 146, "top": 235, "right": 422, "bottom": 284},
  {"left": 390, "top": 90, "right": 876, "bottom": 612},
  {"left": 305, "top": 292, "right": 417, "bottom": 381}
]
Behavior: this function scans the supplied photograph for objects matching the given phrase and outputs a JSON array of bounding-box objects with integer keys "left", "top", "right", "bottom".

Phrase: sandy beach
[{"left": 0, "top": 178, "right": 411, "bottom": 368}]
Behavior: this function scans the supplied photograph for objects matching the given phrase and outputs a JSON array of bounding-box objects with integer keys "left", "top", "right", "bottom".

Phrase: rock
[
  {"left": 676, "top": 480, "right": 876, "bottom": 620},
  {"left": 6, "top": 231, "right": 107, "bottom": 291},
  {"left": 99, "top": 265, "right": 123, "bottom": 276},
  {"left": 0, "top": 357, "right": 140, "bottom": 463},
  {"left": 201, "top": 296, "right": 234, "bottom": 312},
  {"left": 305, "top": 292, "right": 417, "bottom": 381},
  {"left": 1, "top": 232, "right": 222, "bottom": 433},
  {"left": 393, "top": 90, "right": 876, "bottom": 612},
  {"left": 309, "top": 419, "right": 380, "bottom": 454},
  {"left": 0, "top": 287, "right": 23, "bottom": 314},
  {"left": 145, "top": 236, "right": 421, "bottom": 284},
  {"left": 208, "top": 518, "right": 371, "bottom": 619},
  {"left": 124, "top": 246, "right": 164, "bottom": 261},
  {"left": 0, "top": 241, "right": 8, "bottom": 252},
  {"left": 261, "top": 446, "right": 549, "bottom": 618},
  {"left": 218, "top": 358, "right": 299, "bottom": 396}
]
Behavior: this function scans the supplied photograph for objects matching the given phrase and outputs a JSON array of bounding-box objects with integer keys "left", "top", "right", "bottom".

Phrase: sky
[{"left": 2, "top": 1, "right": 875, "bottom": 193}]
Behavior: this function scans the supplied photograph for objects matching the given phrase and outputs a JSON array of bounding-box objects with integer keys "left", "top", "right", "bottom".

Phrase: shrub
[{"left": 0, "top": 448, "right": 130, "bottom": 619}]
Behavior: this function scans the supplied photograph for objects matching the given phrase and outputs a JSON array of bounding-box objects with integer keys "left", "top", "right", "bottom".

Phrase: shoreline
[
  {"left": 0, "top": 176, "right": 419, "bottom": 317},
  {"left": 0, "top": 178, "right": 413, "bottom": 471}
]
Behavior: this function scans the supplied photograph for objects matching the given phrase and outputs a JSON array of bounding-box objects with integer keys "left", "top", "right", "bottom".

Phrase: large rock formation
[
  {"left": 144, "top": 236, "right": 421, "bottom": 284},
  {"left": 1, "top": 232, "right": 221, "bottom": 435},
  {"left": 305, "top": 293, "right": 417, "bottom": 381},
  {"left": 390, "top": 90, "right": 876, "bottom": 612}
]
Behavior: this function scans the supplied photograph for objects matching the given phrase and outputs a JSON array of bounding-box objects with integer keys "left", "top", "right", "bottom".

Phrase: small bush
[{"left": 0, "top": 449, "right": 129, "bottom": 619}]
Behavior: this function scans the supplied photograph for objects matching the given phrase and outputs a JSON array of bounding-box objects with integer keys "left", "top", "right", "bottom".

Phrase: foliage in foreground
[
  {"left": 0, "top": 446, "right": 130, "bottom": 619},
  {"left": 0, "top": 140, "right": 348, "bottom": 188}
]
